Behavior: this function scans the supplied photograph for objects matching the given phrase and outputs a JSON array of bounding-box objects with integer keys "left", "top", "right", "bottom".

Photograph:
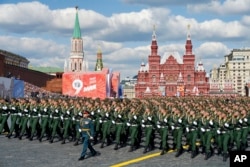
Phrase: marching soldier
[
  {"left": 141, "top": 105, "right": 156, "bottom": 154},
  {"left": 78, "top": 110, "right": 98, "bottom": 161},
  {"left": 240, "top": 109, "right": 249, "bottom": 151},
  {"left": 6, "top": 98, "right": 20, "bottom": 138},
  {"left": 61, "top": 101, "right": 73, "bottom": 144},
  {"left": 171, "top": 107, "right": 185, "bottom": 157},
  {"left": 99, "top": 104, "right": 112, "bottom": 148},
  {"left": 39, "top": 98, "right": 51, "bottom": 142},
  {"left": 18, "top": 99, "right": 30, "bottom": 140},
  {"left": 72, "top": 102, "right": 83, "bottom": 146},
  {"left": 29, "top": 98, "right": 41, "bottom": 141},
  {"left": 0, "top": 99, "right": 10, "bottom": 134}
]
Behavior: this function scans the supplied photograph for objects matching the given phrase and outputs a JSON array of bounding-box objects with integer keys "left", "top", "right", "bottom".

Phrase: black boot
[
  {"left": 73, "top": 140, "right": 79, "bottom": 146},
  {"left": 175, "top": 147, "right": 183, "bottom": 157},
  {"left": 50, "top": 137, "right": 54, "bottom": 143},
  {"left": 61, "top": 139, "right": 66, "bottom": 144},
  {"left": 160, "top": 149, "right": 165, "bottom": 155},
  {"left": 223, "top": 153, "right": 228, "bottom": 162},
  {"left": 114, "top": 143, "right": 118, "bottom": 150},
  {"left": 39, "top": 137, "right": 42, "bottom": 142},
  {"left": 19, "top": 135, "right": 22, "bottom": 140},
  {"left": 6, "top": 133, "right": 12, "bottom": 139},
  {"left": 143, "top": 146, "right": 148, "bottom": 154},
  {"left": 204, "top": 152, "right": 211, "bottom": 160},
  {"left": 191, "top": 150, "right": 197, "bottom": 158},
  {"left": 78, "top": 156, "right": 85, "bottom": 161},
  {"left": 29, "top": 135, "right": 34, "bottom": 141},
  {"left": 100, "top": 142, "right": 104, "bottom": 148},
  {"left": 128, "top": 146, "right": 133, "bottom": 152}
]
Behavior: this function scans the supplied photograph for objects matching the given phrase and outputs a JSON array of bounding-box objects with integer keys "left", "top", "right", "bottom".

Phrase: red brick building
[{"left": 135, "top": 27, "right": 209, "bottom": 97}]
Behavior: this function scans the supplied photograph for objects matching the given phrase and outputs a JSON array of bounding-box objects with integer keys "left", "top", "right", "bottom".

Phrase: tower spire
[
  {"left": 151, "top": 24, "right": 158, "bottom": 56},
  {"left": 185, "top": 24, "right": 193, "bottom": 55},
  {"left": 95, "top": 44, "right": 104, "bottom": 71},
  {"left": 73, "top": 6, "right": 81, "bottom": 38}
]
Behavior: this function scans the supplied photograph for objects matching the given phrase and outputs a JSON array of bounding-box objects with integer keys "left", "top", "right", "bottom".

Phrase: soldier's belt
[
  {"left": 42, "top": 115, "right": 48, "bottom": 117},
  {"left": 243, "top": 126, "right": 248, "bottom": 129},
  {"left": 145, "top": 125, "right": 152, "bottom": 127},
  {"left": 236, "top": 128, "right": 241, "bottom": 130},
  {"left": 131, "top": 124, "right": 138, "bottom": 126},
  {"left": 116, "top": 123, "right": 123, "bottom": 125},
  {"left": 205, "top": 129, "right": 211, "bottom": 131},
  {"left": 190, "top": 128, "right": 196, "bottom": 131},
  {"left": 53, "top": 117, "right": 59, "bottom": 119},
  {"left": 2, "top": 114, "right": 8, "bottom": 116},
  {"left": 32, "top": 116, "right": 38, "bottom": 118},
  {"left": 81, "top": 128, "right": 90, "bottom": 131},
  {"left": 64, "top": 118, "right": 69, "bottom": 120}
]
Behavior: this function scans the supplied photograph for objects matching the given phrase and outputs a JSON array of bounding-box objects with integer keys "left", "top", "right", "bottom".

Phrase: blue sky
[{"left": 0, "top": 0, "right": 250, "bottom": 79}]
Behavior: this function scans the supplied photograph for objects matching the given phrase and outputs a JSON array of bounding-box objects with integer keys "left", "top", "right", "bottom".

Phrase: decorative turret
[
  {"left": 185, "top": 24, "right": 193, "bottom": 55},
  {"left": 151, "top": 25, "right": 158, "bottom": 56},
  {"left": 159, "top": 73, "right": 165, "bottom": 85},
  {"left": 196, "top": 61, "right": 205, "bottom": 71},
  {"left": 95, "top": 45, "right": 104, "bottom": 71}
]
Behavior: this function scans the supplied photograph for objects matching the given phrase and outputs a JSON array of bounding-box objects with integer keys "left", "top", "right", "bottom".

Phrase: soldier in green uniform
[
  {"left": 29, "top": 98, "right": 40, "bottom": 140},
  {"left": 90, "top": 100, "right": 102, "bottom": 145},
  {"left": 6, "top": 98, "right": 20, "bottom": 138},
  {"left": 0, "top": 98, "right": 10, "bottom": 134},
  {"left": 185, "top": 110, "right": 199, "bottom": 158},
  {"left": 231, "top": 111, "right": 242, "bottom": 151},
  {"left": 18, "top": 99, "right": 30, "bottom": 140},
  {"left": 156, "top": 104, "right": 170, "bottom": 155},
  {"left": 38, "top": 98, "right": 51, "bottom": 142},
  {"left": 200, "top": 112, "right": 214, "bottom": 160},
  {"left": 112, "top": 104, "right": 126, "bottom": 150},
  {"left": 99, "top": 103, "right": 112, "bottom": 148},
  {"left": 240, "top": 109, "right": 249, "bottom": 151},
  {"left": 78, "top": 110, "right": 97, "bottom": 161},
  {"left": 61, "top": 101, "right": 73, "bottom": 144},
  {"left": 72, "top": 102, "right": 83, "bottom": 146},
  {"left": 49, "top": 100, "right": 63, "bottom": 143},
  {"left": 141, "top": 105, "right": 156, "bottom": 154},
  {"left": 171, "top": 107, "right": 184, "bottom": 157},
  {"left": 126, "top": 105, "right": 141, "bottom": 152}
]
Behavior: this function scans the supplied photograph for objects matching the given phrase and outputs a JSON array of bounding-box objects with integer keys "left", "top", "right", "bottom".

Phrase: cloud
[
  {"left": 188, "top": 0, "right": 250, "bottom": 15},
  {"left": 122, "top": 0, "right": 210, "bottom": 6}
]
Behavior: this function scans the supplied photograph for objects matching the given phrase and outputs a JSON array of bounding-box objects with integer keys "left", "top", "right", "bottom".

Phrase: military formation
[{"left": 0, "top": 96, "right": 250, "bottom": 162}]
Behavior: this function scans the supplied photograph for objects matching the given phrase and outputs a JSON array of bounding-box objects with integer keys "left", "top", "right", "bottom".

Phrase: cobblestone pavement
[{"left": 0, "top": 134, "right": 232, "bottom": 167}]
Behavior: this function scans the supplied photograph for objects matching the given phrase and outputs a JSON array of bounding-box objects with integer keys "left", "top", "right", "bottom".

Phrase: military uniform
[
  {"left": 0, "top": 100, "right": 10, "bottom": 134},
  {"left": 78, "top": 111, "right": 97, "bottom": 161}
]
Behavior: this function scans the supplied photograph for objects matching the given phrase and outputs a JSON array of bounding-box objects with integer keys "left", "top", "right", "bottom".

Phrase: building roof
[
  {"left": 29, "top": 66, "right": 63, "bottom": 73},
  {"left": 73, "top": 7, "right": 81, "bottom": 39},
  {"left": 160, "top": 51, "right": 183, "bottom": 64}
]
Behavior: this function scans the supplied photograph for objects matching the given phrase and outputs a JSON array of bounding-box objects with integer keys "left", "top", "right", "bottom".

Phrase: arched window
[
  {"left": 75, "top": 62, "right": 77, "bottom": 71},
  {"left": 187, "top": 75, "right": 191, "bottom": 81},
  {"left": 80, "top": 62, "right": 82, "bottom": 71}
]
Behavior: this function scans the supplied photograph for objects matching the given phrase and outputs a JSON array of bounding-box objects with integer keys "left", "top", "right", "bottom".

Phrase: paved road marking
[{"left": 110, "top": 150, "right": 175, "bottom": 167}]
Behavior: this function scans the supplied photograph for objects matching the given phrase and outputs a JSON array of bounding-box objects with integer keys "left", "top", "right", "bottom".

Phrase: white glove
[
  {"left": 38, "top": 114, "right": 41, "bottom": 117},
  {"left": 28, "top": 115, "right": 31, "bottom": 118},
  {"left": 90, "top": 136, "right": 93, "bottom": 140},
  {"left": 224, "top": 123, "right": 229, "bottom": 127},
  {"left": 67, "top": 111, "right": 70, "bottom": 115},
  {"left": 133, "top": 115, "right": 137, "bottom": 119},
  {"left": 244, "top": 118, "right": 248, "bottom": 122},
  {"left": 33, "top": 108, "right": 37, "bottom": 112},
  {"left": 44, "top": 108, "right": 47, "bottom": 112},
  {"left": 99, "top": 120, "right": 103, "bottom": 123},
  {"left": 186, "top": 127, "right": 189, "bottom": 132},
  {"left": 106, "top": 113, "right": 109, "bottom": 117},
  {"left": 157, "top": 121, "right": 160, "bottom": 125},
  {"left": 18, "top": 113, "right": 22, "bottom": 116},
  {"left": 142, "top": 124, "right": 145, "bottom": 128},
  {"left": 118, "top": 114, "right": 122, "bottom": 118},
  {"left": 217, "top": 129, "right": 221, "bottom": 134},
  {"left": 201, "top": 127, "right": 205, "bottom": 132},
  {"left": 24, "top": 109, "right": 28, "bottom": 112},
  {"left": 78, "top": 112, "right": 82, "bottom": 116},
  {"left": 12, "top": 107, "right": 15, "bottom": 110},
  {"left": 91, "top": 111, "right": 94, "bottom": 115},
  {"left": 148, "top": 117, "right": 152, "bottom": 121},
  {"left": 3, "top": 106, "right": 7, "bottom": 110},
  {"left": 61, "top": 116, "right": 64, "bottom": 120},
  {"left": 98, "top": 109, "right": 100, "bottom": 113},
  {"left": 72, "top": 117, "right": 75, "bottom": 121},
  {"left": 112, "top": 120, "right": 115, "bottom": 124},
  {"left": 171, "top": 126, "right": 175, "bottom": 130},
  {"left": 178, "top": 118, "right": 182, "bottom": 123},
  {"left": 78, "top": 129, "right": 82, "bottom": 132},
  {"left": 209, "top": 120, "right": 213, "bottom": 125},
  {"left": 55, "top": 109, "right": 58, "bottom": 113},
  {"left": 193, "top": 121, "right": 197, "bottom": 125},
  {"left": 239, "top": 119, "right": 243, "bottom": 124},
  {"left": 127, "top": 122, "right": 131, "bottom": 126},
  {"left": 164, "top": 118, "right": 168, "bottom": 123},
  {"left": 142, "top": 120, "right": 145, "bottom": 123},
  {"left": 157, "top": 125, "right": 161, "bottom": 128},
  {"left": 50, "top": 114, "right": 52, "bottom": 118}
]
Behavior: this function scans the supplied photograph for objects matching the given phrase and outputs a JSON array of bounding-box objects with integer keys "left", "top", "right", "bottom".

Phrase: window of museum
[{"left": 152, "top": 75, "right": 156, "bottom": 82}]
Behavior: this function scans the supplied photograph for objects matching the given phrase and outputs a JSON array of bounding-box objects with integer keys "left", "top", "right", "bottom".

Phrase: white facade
[{"left": 217, "top": 49, "right": 250, "bottom": 96}]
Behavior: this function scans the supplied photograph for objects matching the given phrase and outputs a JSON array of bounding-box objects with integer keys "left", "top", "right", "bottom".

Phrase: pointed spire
[
  {"left": 177, "top": 72, "right": 183, "bottom": 82},
  {"left": 95, "top": 45, "right": 104, "bottom": 71},
  {"left": 73, "top": 6, "right": 81, "bottom": 39},
  {"left": 152, "top": 24, "right": 157, "bottom": 41},
  {"left": 185, "top": 24, "right": 193, "bottom": 55},
  {"left": 151, "top": 24, "right": 158, "bottom": 56}
]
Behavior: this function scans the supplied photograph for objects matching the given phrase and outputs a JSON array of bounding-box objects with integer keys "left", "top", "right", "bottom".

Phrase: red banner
[{"left": 62, "top": 72, "right": 107, "bottom": 99}]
